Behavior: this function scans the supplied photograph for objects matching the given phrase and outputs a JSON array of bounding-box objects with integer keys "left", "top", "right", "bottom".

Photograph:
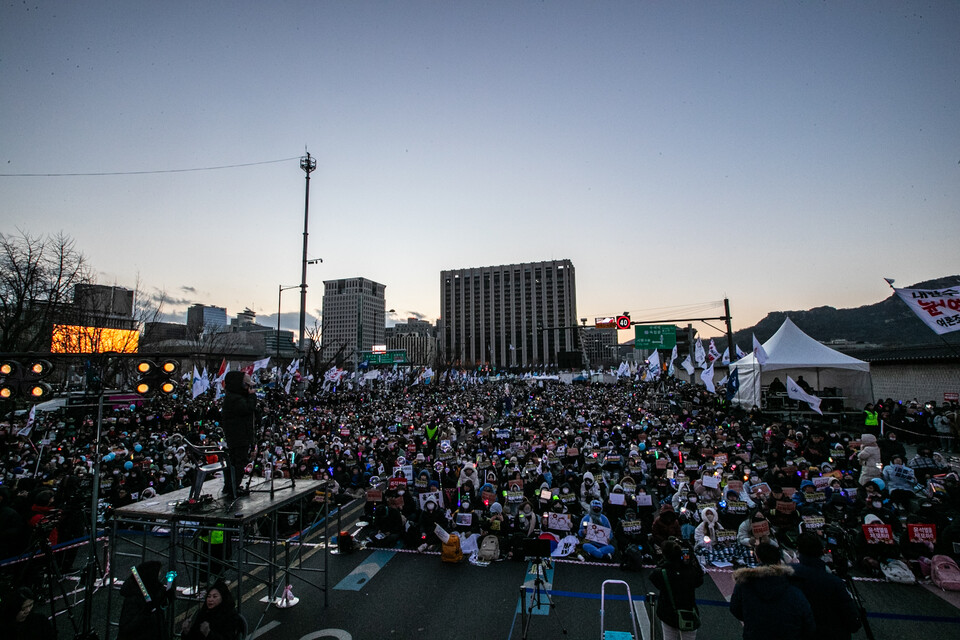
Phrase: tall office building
[
  {"left": 321, "top": 278, "right": 386, "bottom": 365},
  {"left": 440, "top": 259, "right": 578, "bottom": 368},
  {"left": 186, "top": 304, "right": 227, "bottom": 335}
]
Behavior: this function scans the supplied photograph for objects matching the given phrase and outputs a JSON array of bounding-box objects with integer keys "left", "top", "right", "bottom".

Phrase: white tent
[{"left": 731, "top": 318, "right": 872, "bottom": 410}]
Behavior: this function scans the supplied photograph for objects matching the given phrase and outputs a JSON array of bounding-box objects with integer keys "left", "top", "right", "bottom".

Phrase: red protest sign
[
  {"left": 388, "top": 476, "right": 408, "bottom": 490},
  {"left": 776, "top": 500, "right": 797, "bottom": 514},
  {"left": 751, "top": 520, "right": 770, "bottom": 537},
  {"left": 862, "top": 523, "right": 894, "bottom": 544},
  {"left": 907, "top": 523, "right": 937, "bottom": 544}
]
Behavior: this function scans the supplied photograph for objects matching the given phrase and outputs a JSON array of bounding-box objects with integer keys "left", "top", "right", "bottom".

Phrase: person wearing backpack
[
  {"left": 649, "top": 538, "right": 704, "bottom": 640},
  {"left": 789, "top": 532, "right": 861, "bottom": 640}
]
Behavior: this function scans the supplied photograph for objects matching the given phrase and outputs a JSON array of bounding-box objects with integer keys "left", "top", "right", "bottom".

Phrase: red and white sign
[
  {"left": 907, "top": 523, "right": 937, "bottom": 544},
  {"left": 945, "top": 392, "right": 959, "bottom": 402},
  {"left": 862, "top": 523, "right": 895, "bottom": 544},
  {"left": 388, "top": 476, "right": 407, "bottom": 490},
  {"left": 616, "top": 315, "right": 631, "bottom": 330}
]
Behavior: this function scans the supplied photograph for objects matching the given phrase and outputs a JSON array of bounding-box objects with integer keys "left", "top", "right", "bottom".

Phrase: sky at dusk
[{"left": 2, "top": 1, "right": 958, "bottom": 340}]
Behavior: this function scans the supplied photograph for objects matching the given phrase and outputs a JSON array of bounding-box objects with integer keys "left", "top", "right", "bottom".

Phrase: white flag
[
  {"left": 251, "top": 357, "right": 271, "bottom": 373},
  {"left": 700, "top": 362, "right": 716, "bottom": 393},
  {"left": 17, "top": 405, "right": 36, "bottom": 437},
  {"left": 708, "top": 339, "right": 721, "bottom": 363},
  {"left": 721, "top": 347, "right": 730, "bottom": 366},
  {"left": 192, "top": 366, "right": 205, "bottom": 399},
  {"left": 735, "top": 344, "right": 747, "bottom": 360},
  {"left": 752, "top": 334, "right": 769, "bottom": 365},
  {"left": 646, "top": 350, "right": 661, "bottom": 380},
  {"left": 668, "top": 345, "right": 678, "bottom": 376},
  {"left": 694, "top": 339, "right": 706, "bottom": 368},
  {"left": 891, "top": 285, "right": 960, "bottom": 335},
  {"left": 681, "top": 355, "right": 695, "bottom": 376},
  {"left": 787, "top": 375, "right": 822, "bottom": 415}
]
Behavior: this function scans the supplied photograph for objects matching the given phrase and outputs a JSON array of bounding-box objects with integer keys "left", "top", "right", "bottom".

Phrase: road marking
[
  {"left": 249, "top": 620, "right": 281, "bottom": 639},
  {"left": 517, "top": 561, "right": 555, "bottom": 615},
  {"left": 709, "top": 570, "right": 737, "bottom": 601},
  {"left": 633, "top": 598, "right": 651, "bottom": 640},
  {"left": 333, "top": 550, "right": 396, "bottom": 591}
]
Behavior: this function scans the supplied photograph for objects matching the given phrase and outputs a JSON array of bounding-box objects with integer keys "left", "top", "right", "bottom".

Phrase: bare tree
[{"left": 0, "top": 229, "right": 94, "bottom": 352}]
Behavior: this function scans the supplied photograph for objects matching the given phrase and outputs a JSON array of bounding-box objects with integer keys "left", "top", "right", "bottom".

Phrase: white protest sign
[
  {"left": 546, "top": 512, "right": 572, "bottom": 531},
  {"left": 584, "top": 523, "right": 611, "bottom": 545}
]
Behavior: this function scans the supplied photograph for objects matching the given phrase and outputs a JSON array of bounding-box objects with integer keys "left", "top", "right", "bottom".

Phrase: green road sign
[
  {"left": 362, "top": 350, "right": 407, "bottom": 364},
  {"left": 634, "top": 325, "right": 677, "bottom": 349}
]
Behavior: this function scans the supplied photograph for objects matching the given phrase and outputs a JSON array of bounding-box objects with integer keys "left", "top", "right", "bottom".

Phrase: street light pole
[
  {"left": 299, "top": 152, "right": 317, "bottom": 357},
  {"left": 278, "top": 284, "right": 299, "bottom": 360}
]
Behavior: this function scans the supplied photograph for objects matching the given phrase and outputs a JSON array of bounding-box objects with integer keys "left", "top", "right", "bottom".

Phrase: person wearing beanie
[
  {"left": 730, "top": 543, "right": 815, "bottom": 640},
  {"left": 857, "top": 434, "right": 882, "bottom": 487}
]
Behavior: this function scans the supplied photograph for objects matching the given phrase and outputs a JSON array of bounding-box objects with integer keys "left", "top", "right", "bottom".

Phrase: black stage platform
[
  {"left": 114, "top": 476, "right": 327, "bottom": 524},
  {"left": 105, "top": 475, "right": 331, "bottom": 640}
]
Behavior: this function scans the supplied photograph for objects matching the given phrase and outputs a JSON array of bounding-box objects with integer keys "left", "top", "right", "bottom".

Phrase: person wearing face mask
[
  {"left": 694, "top": 506, "right": 725, "bottom": 550},
  {"left": 579, "top": 499, "right": 615, "bottom": 561},
  {"left": 579, "top": 471, "right": 602, "bottom": 514},
  {"left": 878, "top": 431, "right": 907, "bottom": 465},
  {"left": 415, "top": 494, "right": 449, "bottom": 552}
]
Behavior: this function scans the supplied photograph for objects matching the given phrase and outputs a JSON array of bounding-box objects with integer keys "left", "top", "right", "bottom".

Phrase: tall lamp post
[
  {"left": 299, "top": 152, "right": 317, "bottom": 357},
  {"left": 277, "top": 284, "right": 300, "bottom": 360}
]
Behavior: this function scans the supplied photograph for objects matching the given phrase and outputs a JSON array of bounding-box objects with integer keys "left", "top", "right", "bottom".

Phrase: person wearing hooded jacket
[
  {"left": 117, "top": 560, "right": 175, "bottom": 640},
  {"left": 730, "top": 542, "right": 815, "bottom": 640},
  {"left": 693, "top": 506, "right": 725, "bottom": 549},
  {"left": 182, "top": 580, "right": 242, "bottom": 640},
  {"left": 857, "top": 434, "right": 882, "bottom": 487},
  {"left": 221, "top": 371, "right": 257, "bottom": 499},
  {"left": 579, "top": 471, "right": 602, "bottom": 514}
]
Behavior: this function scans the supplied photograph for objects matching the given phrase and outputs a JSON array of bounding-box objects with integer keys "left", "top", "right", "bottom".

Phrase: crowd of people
[{"left": 1, "top": 369, "right": 959, "bottom": 637}]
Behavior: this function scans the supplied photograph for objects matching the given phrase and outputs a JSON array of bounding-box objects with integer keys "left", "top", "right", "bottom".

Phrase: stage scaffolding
[{"left": 104, "top": 476, "right": 331, "bottom": 640}]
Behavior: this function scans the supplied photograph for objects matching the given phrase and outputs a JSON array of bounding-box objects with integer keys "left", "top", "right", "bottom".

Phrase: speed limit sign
[{"left": 616, "top": 315, "right": 631, "bottom": 329}]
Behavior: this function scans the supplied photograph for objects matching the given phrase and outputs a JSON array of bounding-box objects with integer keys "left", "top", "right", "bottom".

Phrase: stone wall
[{"left": 868, "top": 362, "right": 960, "bottom": 403}]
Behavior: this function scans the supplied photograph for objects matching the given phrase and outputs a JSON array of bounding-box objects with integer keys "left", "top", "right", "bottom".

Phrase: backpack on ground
[
  {"left": 441, "top": 533, "right": 463, "bottom": 563},
  {"left": 477, "top": 535, "right": 500, "bottom": 562},
  {"left": 931, "top": 554, "right": 960, "bottom": 591},
  {"left": 881, "top": 559, "right": 915, "bottom": 584},
  {"left": 620, "top": 543, "right": 644, "bottom": 571}
]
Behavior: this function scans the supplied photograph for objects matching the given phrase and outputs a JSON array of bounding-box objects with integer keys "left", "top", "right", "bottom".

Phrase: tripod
[
  {"left": 841, "top": 572, "right": 874, "bottom": 640},
  {"left": 21, "top": 528, "right": 81, "bottom": 640},
  {"left": 518, "top": 542, "right": 567, "bottom": 640}
]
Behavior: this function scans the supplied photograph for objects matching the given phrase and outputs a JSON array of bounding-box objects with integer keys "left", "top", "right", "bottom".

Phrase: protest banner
[
  {"left": 907, "top": 523, "right": 937, "bottom": 544},
  {"left": 862, "top": 523, "right": 895, "bottom": 544},
  {"left": 366, "top": 489, "right": 383, "bottom": 502}
]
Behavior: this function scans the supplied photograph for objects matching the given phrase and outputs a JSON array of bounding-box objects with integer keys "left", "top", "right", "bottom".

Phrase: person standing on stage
[{"left": 222, "top": 371, "right": 257, "bottom": 499}]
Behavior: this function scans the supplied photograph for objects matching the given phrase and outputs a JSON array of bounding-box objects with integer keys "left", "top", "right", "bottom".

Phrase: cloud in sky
[{"left": 2, "top": 3, "right": 958, "bottom": 336}]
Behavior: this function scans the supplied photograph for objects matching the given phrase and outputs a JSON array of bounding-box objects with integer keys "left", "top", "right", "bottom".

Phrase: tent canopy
[{"left": 731, "top": 318, "right": 872, "bottom": 410}]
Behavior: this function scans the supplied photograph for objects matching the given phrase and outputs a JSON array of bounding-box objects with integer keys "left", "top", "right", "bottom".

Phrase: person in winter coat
[
  {"left": 694, "top": 506, "right": 725, "bottom": 549},
  {"left": 221, "top": 371, "right": 257, "bottom": 499},
  {"left": 181, "top": 580, "right": 242, "bottom": 640},
  {"left": 3, "top": 586, "right": 55, "bottom": 640},
  {"left": 578, "top": 499, "right": 615, "bottom": 561},
  {"left": 730, "top": 543, "right": 815, "bottom": 640},
  {"left": 650, "top": 538, "right": 705, "bottom": 640},
  {"left": 789, "top": 533, "right": 861, "bottom": 640},
  {"left": 857, "top": 434, "right": 882, "bottom": 487},
  {"left": 579, "top": 471, "right": 602, "bottom": 513},
  {"left": 117, "top": 561, "right": 175, "bottom": 640},
  {"left": 651, "top": 504, "right": 682, "bottom": 548}
]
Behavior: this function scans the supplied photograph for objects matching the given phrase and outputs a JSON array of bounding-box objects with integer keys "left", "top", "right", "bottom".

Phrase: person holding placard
[{"left": 578, "top": 499, "right": 615, "bottom": 561}]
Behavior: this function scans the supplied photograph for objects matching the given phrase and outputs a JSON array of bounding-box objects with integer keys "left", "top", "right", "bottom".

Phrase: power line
[{"left": 0, "top": 156, "right": 301, "bottom": 177}]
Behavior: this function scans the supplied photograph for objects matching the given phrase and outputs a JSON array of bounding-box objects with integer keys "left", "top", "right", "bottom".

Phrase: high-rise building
[
  {"left": 321, "top": 278, "right": 386, "bottom": 365},
  {"left": 386, "top": 317, "right": 437, "bottom": 366},
  {"left": 440, "top": 259, "right": 578, "bottom": 368},
  {"left": 187, "top": 304, "right": 227, "bottom": 335}
]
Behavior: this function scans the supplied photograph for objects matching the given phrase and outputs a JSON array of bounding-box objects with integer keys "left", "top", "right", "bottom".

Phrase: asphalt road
[{"left": 49, "top": 497, "right": 960, "bottom": 640}]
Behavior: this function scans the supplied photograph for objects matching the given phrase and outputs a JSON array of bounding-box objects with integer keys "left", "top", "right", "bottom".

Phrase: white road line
[
  {"left": 249, "top": 619, "right": 280, "bottom": 639},
  {"left": 633, "top": 598, "right": 652, "bottom": 640}
]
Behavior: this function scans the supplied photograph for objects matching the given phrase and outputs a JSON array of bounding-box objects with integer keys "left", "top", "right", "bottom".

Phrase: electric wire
[{"left": 0, "top": 156, "right": 301, "bottom": 177}]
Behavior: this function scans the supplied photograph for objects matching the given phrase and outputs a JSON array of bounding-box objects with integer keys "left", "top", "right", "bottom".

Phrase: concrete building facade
[
  {"left": 440, "top": 259, "right": 578, "bottom": 368},
  {"left": 321, "top": 277, "right": 386, "bottom": 365}
]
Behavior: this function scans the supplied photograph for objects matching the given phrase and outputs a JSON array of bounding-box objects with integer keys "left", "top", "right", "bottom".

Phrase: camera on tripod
[{"left": 822, "top": 523, "right": 853, "bottom": 577}]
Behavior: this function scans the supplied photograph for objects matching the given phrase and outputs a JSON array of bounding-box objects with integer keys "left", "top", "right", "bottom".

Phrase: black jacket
[
  {"left": 221, "top": 372, "right": 256, "bottom": 449},
  {"left": 184, "top": 580, "right": 241, "bottom": 640},
  {"left": 117, "top": 561, "right": 172, "bottom": 640},
  {"left": 649, "top": 557, "right": 704, "bottom": 629},
  {"left": 790, "top": 556, "right": 861, "bottom": 640},
  {"left": 730, "top": 564, "right": 815, "bottom": 640}
]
